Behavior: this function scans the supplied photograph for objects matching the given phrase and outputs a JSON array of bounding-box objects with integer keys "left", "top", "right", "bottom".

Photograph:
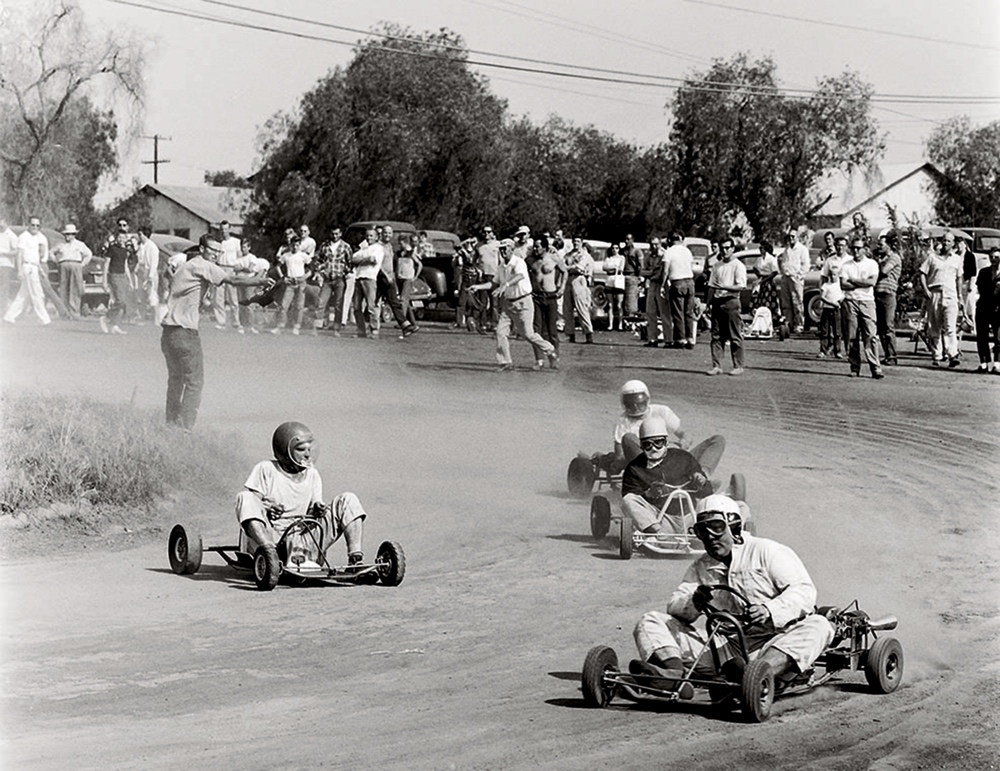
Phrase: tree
[
  {"left": 0, "top": 0, "right": 145, "bottom": 225},
  {"left": 204, "top": 169, "right": 250, "bottom": 188},
  {"left": 926, "top": 116, "right": 1000, "bottom": 226},
  {"left": 667, "top": 54, "right": 884, "bottom": 240}
]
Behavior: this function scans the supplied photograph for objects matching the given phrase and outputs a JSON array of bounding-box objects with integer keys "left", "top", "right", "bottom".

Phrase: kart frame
[{"left": 582, "top": 586, "right": 903, "bottom": 722}]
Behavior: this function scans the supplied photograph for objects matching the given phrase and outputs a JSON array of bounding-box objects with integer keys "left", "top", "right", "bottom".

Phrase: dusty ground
[{"left": 1, "top": 317, "right": 999, "bottom": 770}]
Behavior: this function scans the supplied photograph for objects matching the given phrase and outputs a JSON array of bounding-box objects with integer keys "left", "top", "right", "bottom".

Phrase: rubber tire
[
  {"left": 253, "top": 545, "right": 281, "bottom": 591},
  {"left": 619, "top": 519, "right": 634, "bottom": 560},
  {"left": 168, "top": 524, "right": 202, "bottom": 575},
  {"left": 581, "top": 645, "right": 619, "bottom": 707},
  {"left": 727, "top": 472, "right": 747, "bottom": 503},
  {"left": 806, "top": 292, "right": 823, "bottom": 327},
  {"left": 864, "top": 637, "right": 904, "bottom": 694},
  {"left": 567, "top": 456, "right": 596, "bottom": 498},
  {"left": 590, "top": 496, "right": 612, "bottom": 540},
  {"left": 376, "top": 540, "right": 406, "bottom": 586},
  {"left": 741, "top": 658, "right": 775, "bottom": 723}
]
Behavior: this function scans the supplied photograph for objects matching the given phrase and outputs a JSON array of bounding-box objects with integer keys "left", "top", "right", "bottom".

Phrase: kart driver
[
  {"left": 595, "top": 380, "right": 687, "bottom": 473},
  {"left": 620, "top": 414, "right": 714, "bottom": 534},
  {"left": 236, "top": 421, "right": 369, "bottom": 566},
  {"left": 631, "top": 494, "right": 834, "bottom": 692}
]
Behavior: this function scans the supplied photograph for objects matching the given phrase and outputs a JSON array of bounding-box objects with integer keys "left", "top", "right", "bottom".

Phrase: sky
[{"left": 65, "top": 0, "right": 1000, "bottom": 202}]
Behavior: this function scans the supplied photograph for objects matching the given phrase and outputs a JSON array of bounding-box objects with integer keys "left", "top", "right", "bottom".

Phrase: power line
[
  {"left": 678, "top": 0, "right": 1000, "bottom": 52},
  {"left": 106, "top": 0, "right": 1000, "bottom": 105}
]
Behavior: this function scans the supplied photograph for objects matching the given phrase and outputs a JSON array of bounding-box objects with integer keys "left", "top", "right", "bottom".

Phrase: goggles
[
  {"left": 693, "top": 519, "right": 729, "bottom": 538},
  {"left": 640, "top": 437, "right": 667, "bottom": 451}
]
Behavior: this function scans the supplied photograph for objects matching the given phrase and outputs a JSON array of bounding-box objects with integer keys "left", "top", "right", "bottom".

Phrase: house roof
[
  {"left": 142, "top": 184, "right": 250, "bottom": 226},
  {"left": 810, "top": 162, "right": 945, "bottom": 219}
]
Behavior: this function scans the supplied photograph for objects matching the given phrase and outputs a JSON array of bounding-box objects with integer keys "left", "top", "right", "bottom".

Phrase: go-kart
[
  {"left": 167, "top": 516, "right": 406, "bottom": 591},
  {"left": 590, "top": 471, "right": 749, "bottom": 559},
  {"left": 567, "top": 435, "right": 726, "bottom": 500},
  {"left": 581, "top": 585, "right": 903, "bottom": 722}
]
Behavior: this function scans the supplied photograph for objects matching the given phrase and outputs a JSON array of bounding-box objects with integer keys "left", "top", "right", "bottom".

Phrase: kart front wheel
[
  {"left": 582, "top": 645, "right": 619, "bottom": 707},
  {"left": 253, "top": 545, "right": 281, "bottom": 591},
  {"left": 619, "top": 519, "right": 634, "bottom": 560},
  {"left": 590, "top": 496, "right": 612, "bottom": 540},
  {"left": 741, "top": 659, "right": 775, "bottom": 722},
  {"left": 376, "top": 540, "right": 406, "bottom": 586},
  {"left": 864, "top": 637, "right": 904, "bottom": 694},
  {"left": 567, "top": 456, "right": 597, "bottom": 498},
  {"left": 168, "top": 524, "right": 202, "bottom": 575}
]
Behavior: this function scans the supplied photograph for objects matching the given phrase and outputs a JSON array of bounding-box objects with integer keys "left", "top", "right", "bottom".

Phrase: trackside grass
[{"left": 0, "top": 391, "right": 246, "bottom": 542}]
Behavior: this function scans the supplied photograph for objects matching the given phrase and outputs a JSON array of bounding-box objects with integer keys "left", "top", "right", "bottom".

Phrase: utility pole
[{"left": 141, "top": 134, "right": 172, "bottom": 183}]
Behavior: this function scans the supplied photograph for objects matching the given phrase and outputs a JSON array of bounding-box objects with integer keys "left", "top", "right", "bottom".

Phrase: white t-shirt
[
  {"left": 280, "top": 248, "right": 310, "bottom": 280},
  {"left": 353, "top": 242, "right": 383, "bottom": 281},
  {"left": 17, "top": 230, "right": 48, "bottom": 266},
  {"left": 840, "top": 257, "right": 879, "bottom": 300},
  {"left": 662, "top": 244, "right": 695, "bottom": 281},
  {"left": 0, "top": 227, "right": 19, "bottom": 268},
  {"left": 243, "top": 460, "right": 323, "bottom": 530},
  {"left": 52, "top": 239, "right": 94, "bottom": 264},
  {"left": 218, "top": 236, "right": 241, "bottom": 268},
  {"left": 614, "top": 404, "right": 681, "bottom": 445}
]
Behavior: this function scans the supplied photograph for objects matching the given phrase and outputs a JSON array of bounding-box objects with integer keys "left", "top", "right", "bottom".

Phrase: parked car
[
  {"left": 341, "top": 220, "right": 438, "bottom": 310},
  {"left": 733, "top": 244, "right": 822, "bottom": 327},
  {"left": 958, "top": 227, "right": 1000, "bottom": 274}
]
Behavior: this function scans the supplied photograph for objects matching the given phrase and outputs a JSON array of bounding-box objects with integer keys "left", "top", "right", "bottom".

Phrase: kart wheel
[
  {"left": 741, "top": 659, "right": 775, "bottom": 723},
  {"left": 590, "top": 496, "right": 612, "bottom": 540},
  {"left": 619, "top": 519, "right": 634, "bottom": 560},
  {"left": 727, "top": 472, "right": 747, "bottom": 502},
  {"left": 567, "top": 456, "right": 596, "bottom": 498},
  {"left": 581, "top": 645, "right": 619, "bottom": 707},
  {"left": 376, "top": 540, "right": 406, "bottom": 586},
  {"left": 168, "top": 524, "right": 202, "bottom": 575},
  {"left": 864, "top": 637, "right": 904, "bottom": 694},
  {"left": 253, "top": 545, "right": 281, "bottom": 591}
]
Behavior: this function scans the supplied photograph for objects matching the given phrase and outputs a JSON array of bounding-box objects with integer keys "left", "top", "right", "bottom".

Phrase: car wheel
[
  {"left": 581, "top": 645, "right": 619, "bottom": 707},
  {"left": 619, "top": 519, "right": 634, "bottom": 560},
  {"left": 864, "top": 637, "right": 904, "bottom": 694},
  {"left": 253, "top": 545, "right": 281, "bottom": 591},
  {"left": 590, "top": 496, "right": 612, "bottom": 540},
  {"left": 741, "top": 658, "right": 775, "bottom": 722},
  {"left": 168, "top": 524, "right": 202, "bottom": 575},
  {"left": 376, "top": 540, "right": 406, "bottom": 586},
  {"left": 567, "top": 456, "right": 596, "bottom": 498},
  {"left": 806, "top": 292, "right": 823, "bottom": 327},
  {"left": 591, "top": 284, "right": 608, "bottom": 311}
]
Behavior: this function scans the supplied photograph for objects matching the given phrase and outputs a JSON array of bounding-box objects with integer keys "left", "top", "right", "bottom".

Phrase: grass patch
[{"left": 0, "top": 390, "right": 249, "bottom": 551}]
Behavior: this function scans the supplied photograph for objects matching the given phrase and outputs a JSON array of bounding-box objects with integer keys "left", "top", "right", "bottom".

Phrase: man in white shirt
[
  {"left": 213, "top": 220, "right": 243, "bottom": 330},
  {"left": 298, "top": 224, "right": 316, "bottom": 259},
  {"left": 0, "top": 216, "right": 18, "bottom": 316},
  {"left": 472, "top": 238, "right": 557, "bottom": 372},
  {"left": 135, "top": 226, "right": 160, "bottom": 322},
  {"left": 563, "top": 237, "right": 594, "bottom": 344},
  {"left": 662, "top": 232, "right": 697, "bottom": 348},
  {"left": 778, "top": 229, "right": 810, "bottom": 333},
  {"left": 3, "top": 216, "right": 51, "bottom": 325},
  {"left": 51, "top": 223, "right": 94, "bottom": 319},
  {"left": 918, "top": 230, "right": 964, "bottom": 367},
  {"left": 706, "top": 238, "right": 747, "bottom": 375},
  {"left": 351, "top": 227, "right": 383, "bottom": 338},
  {"left": 840, "top": 237, "right": 883, "bottom": 379}
]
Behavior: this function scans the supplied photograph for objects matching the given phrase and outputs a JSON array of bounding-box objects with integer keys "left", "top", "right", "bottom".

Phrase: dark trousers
[
  {"left": 976, "top": 302, "right": 1000, "bottom": 364},
  {"left": 161, "top": 326, "right": 204, "bottom": 430},
  {"left": 315, "top": 277, "right": 347, "bottom": 329},
  {"left": 819, "top": 304, "right": 842, "bottom": 355},
  {"left": 376, "top": 271, "right": 411, "bottom": 330},
  {"left": 669, "top": 278, "right": 696, "bottom": 343},
  {"left": 875, "top": 291, "right": 897, "bottom": 362},
  {"left": 533, "top": 292, "right": 560, "bottom": 353},
  {"left": 710, "top": 297, "right": 744, "bottom": 368}
]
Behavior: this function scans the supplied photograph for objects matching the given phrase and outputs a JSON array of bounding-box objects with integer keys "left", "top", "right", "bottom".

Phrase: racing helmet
[
  {"left": 638, "top": 414, "right": 669, "bottom": 441},
  {"left": 697, "top": 494, "right": 743, "bottom": 541},
  {"left": 620, "top": 380, "right": 650, "bottom": 417},
  {"left": 272, "top": 421, "right": 314, "bottom": 471}
]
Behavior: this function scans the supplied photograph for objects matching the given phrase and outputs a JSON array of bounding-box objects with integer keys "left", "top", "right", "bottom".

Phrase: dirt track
[{"left": 2, "top": 319, "right": 999, "bottom": 770}]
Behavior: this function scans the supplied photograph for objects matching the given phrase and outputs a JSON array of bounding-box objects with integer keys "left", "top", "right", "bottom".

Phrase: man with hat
[
  {"left": 51, "top": 223, "right": 94, "bottom": 319},
  {"left": 159, "top": 233, "right": 267, "bottom": 429},
  {"left": 631, "top": 494, "right": 834, "bottom": 692}
]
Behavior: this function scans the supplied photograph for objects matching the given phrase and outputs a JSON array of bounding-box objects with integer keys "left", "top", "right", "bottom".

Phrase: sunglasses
[
  {"left": 694, "top": 519, "right": 729, "bottom": 537},
  {"left": 640, "top": 437, "right": 667, "bottom": 451}
]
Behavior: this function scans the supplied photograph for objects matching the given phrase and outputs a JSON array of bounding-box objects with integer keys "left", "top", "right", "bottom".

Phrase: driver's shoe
[
  {"left": 347, "top": 552, "right": 364, "bottom": 566},
  {"left": 629, "top": 660, "right": 694, "bottom": 699}
]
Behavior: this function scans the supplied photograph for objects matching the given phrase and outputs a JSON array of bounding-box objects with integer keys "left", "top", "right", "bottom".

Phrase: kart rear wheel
[
  {"left": 864, "top": 637, "right": 903, "bottom": 693},
  {"left": 168, "top": 524, "right": 202, "bottom": 575},
  {"left": 741, "top": 659, "right": 775, "bottom": 723},
  {"left": 590, "top": 496, "right": 612, "bottom": 540},
  {"left": 567, "top": 456, "right": 597, "bottom": 498},
  {"left": 376, "top": 540, "right": 406, "bottom": 586},
  {"left": 619, "top": 519, "right": 634, "bottom": 560},
  {"left": 581, "top": 645, "right": 619, "bottom": 707},
  {"left": 253, "top": 545, "right": 281, "bottom": 591}
]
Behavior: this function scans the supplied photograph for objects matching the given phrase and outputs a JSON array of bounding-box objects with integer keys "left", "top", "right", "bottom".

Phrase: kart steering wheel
[{"left": 699, "top": 584, "right": 752, "bottom": 620}]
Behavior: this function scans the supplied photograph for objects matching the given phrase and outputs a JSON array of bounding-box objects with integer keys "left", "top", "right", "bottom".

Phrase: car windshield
[{"left": 977, "top": 236, "right": 1000, "bottom": 251}]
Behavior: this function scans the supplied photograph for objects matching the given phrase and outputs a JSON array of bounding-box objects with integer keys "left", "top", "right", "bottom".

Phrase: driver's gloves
[{"left": 692, "top": 585, "right": 713, "bottom": 614}]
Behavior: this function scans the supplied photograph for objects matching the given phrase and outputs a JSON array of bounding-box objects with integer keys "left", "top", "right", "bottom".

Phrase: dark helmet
[{"left": 272, "top": 421, "right": 314, "bottom": 471}]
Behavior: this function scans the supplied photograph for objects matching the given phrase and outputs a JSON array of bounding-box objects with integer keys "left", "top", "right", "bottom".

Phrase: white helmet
[
  {"left": 638, "top": 414, "right": 669, "bottom": 441},
  {"left": 697, "top": 494, "right": 744, "bottom": 541},
  {"left": 620, "top": 380, "right": 650, "bottom": 417}
]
